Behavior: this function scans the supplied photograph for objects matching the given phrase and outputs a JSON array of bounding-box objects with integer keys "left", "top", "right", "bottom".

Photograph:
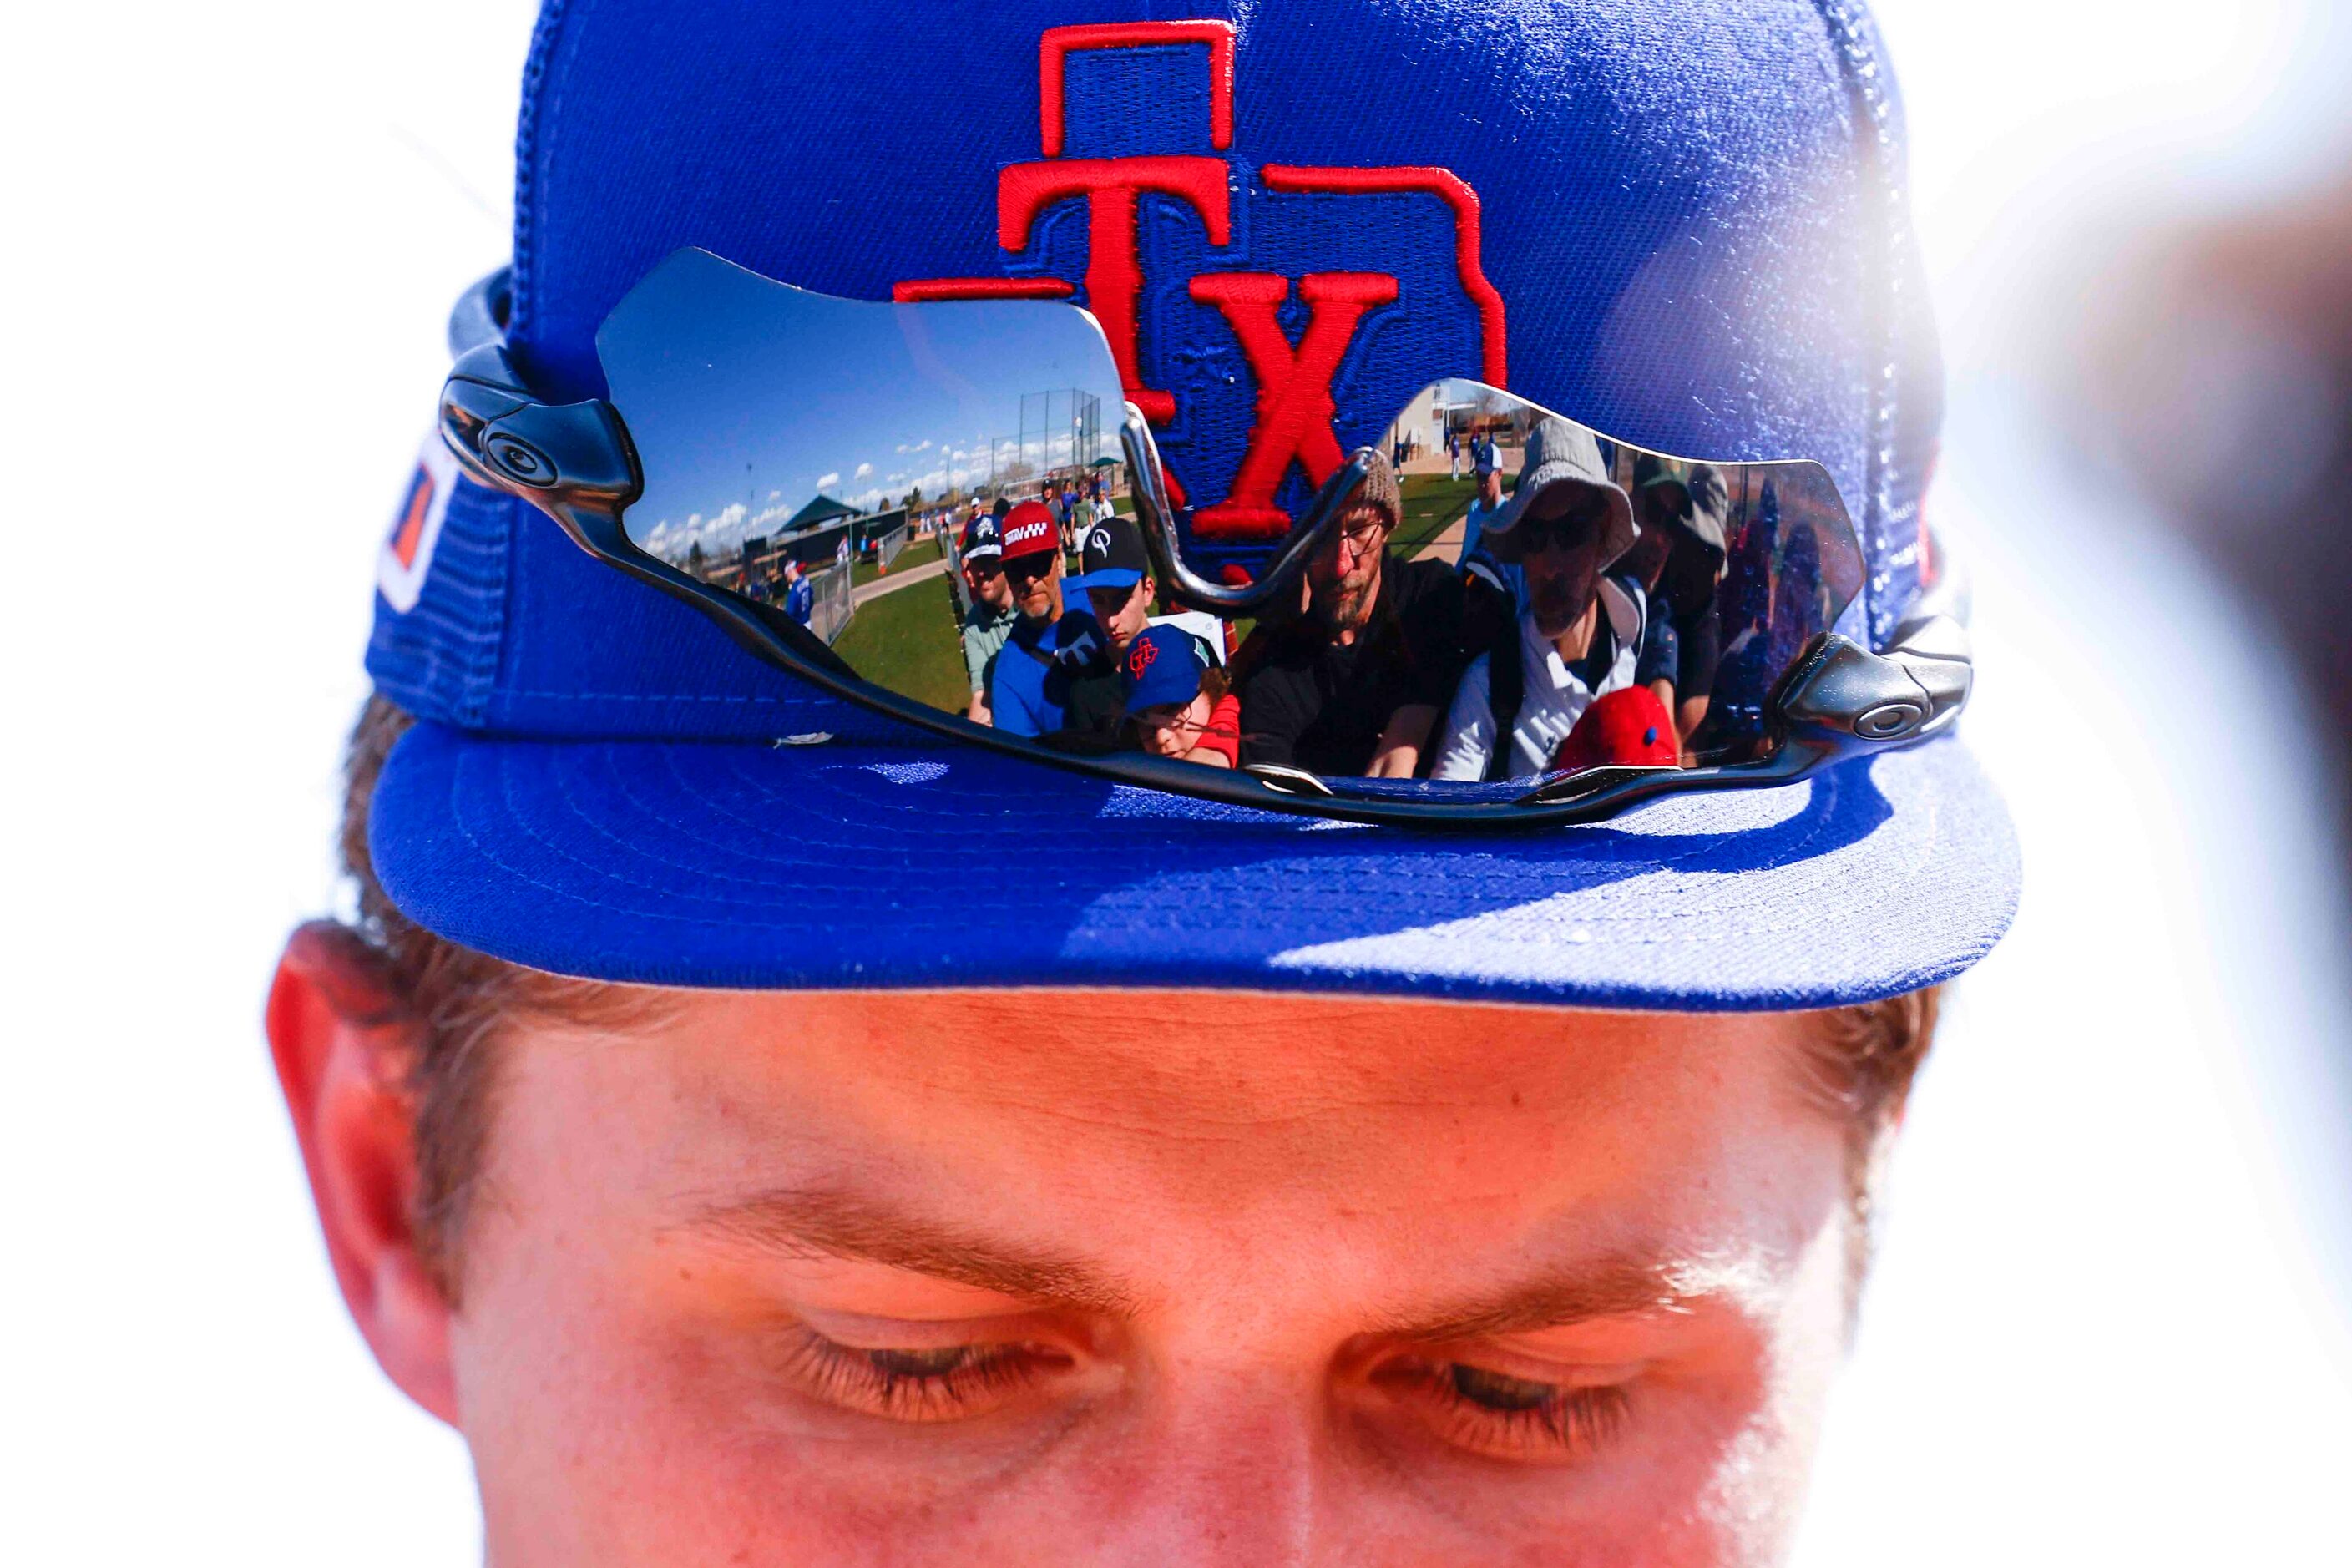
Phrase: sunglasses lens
[
  {"left": 592, "top": 249, "right": 1864, "bottom": 796},
  {"left": 1375, "top": 390, "right": 1864, "bottom": 776}
]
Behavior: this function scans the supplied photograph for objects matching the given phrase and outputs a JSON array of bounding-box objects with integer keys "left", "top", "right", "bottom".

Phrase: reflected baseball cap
[
  {"left": 961, "top": 513, "right": 1003, "bottom": 563},
  {"left": 362, "top": 0, "right": 2016, "bottom": 1009},
  {"left": 1555, "top": 688, "right": 1681, "bottom": 774},
  {"left": 1120, "top": 623, "right": 1213, "bottom": 716},
  {"left": 1070, "top": 513, "right": 1150, "bottom": 593},
  {"left": 998, "top": 499, "right": 1058, "bottom": 563}
]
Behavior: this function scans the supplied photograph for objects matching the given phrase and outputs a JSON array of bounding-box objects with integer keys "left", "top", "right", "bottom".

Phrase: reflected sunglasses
[{"left": 438, "top": 247, "right": 1970, "bottom": 827}]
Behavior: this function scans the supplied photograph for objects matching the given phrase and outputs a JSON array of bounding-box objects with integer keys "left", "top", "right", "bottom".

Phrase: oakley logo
[{"left": 897, "top": 20, "right": 1506, "bottom": 544}]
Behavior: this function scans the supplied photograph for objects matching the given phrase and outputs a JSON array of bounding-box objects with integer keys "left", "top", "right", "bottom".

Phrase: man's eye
[
  {"left": 776, "top": 1330, "right": 1067, "bottom": 1424},
  {"left": 1376, "top": 1356, "right": 1634, "bottom": 1463}
]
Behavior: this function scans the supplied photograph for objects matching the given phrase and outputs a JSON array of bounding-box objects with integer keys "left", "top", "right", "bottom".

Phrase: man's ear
[{"left": 266, "top": 922, "right": 460, "bottom": 1425}]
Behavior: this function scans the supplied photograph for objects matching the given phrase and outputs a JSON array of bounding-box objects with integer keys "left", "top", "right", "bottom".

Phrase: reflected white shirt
[{"left": 1431, "top": 579, "right": 1644, "bottom": 781}]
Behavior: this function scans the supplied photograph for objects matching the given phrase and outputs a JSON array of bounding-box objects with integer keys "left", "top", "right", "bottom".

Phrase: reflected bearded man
[
  {"left": 1232, "top": 454, "right": 1478, "bottom": 778},
  {"left": 270, "top": 3, "right": 2017, "bottom": 1564}
]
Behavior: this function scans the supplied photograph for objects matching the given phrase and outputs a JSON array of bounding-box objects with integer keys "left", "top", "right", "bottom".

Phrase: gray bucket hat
[{"left": 1481, "top": 416, "right": 1637, "bottom": 566}]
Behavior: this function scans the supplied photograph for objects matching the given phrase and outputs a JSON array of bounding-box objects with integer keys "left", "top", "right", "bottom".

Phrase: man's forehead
[{"left": 513, "top": 990, "right": 1825, "bottom": 1215}]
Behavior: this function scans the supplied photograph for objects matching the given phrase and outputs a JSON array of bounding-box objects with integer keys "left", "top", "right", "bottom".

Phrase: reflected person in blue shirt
[{"left": 985, "top": 499, "right": 1109, "bottom": 738}]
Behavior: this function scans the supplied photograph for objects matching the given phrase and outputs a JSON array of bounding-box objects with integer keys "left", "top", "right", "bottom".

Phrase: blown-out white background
[{"left": 5, "top": 3, "right": 2348, "bottom": 1560}]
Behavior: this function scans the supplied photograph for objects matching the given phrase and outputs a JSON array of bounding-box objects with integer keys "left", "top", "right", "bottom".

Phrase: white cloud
[
  {"left": 816, "top": 471, "right": 841, "bottom": 490},
  {"left": 853, "top": 462, "right": 874, "bottom": 479}
]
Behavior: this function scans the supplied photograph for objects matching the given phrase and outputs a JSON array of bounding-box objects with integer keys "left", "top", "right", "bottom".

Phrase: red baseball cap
[
  {"left": 999, "top": 499, "right": 1059, "bottom": 563},
  {"left": 1552, "top": 687, "right": 1680, "bottom": 773}
]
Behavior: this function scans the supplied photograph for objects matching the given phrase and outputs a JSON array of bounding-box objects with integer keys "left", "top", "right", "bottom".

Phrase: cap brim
[
  {"left": 372, "top": 725, "right": 2017, "bottom": 1011},
  {"left": 1069, "top": 568, "right": 1144, "bottom": 593}
]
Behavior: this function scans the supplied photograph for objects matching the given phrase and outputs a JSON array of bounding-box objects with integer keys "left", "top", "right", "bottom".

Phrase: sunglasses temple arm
[{"left": 1121, "top": 407, "right": 1376, "bottom": 616}]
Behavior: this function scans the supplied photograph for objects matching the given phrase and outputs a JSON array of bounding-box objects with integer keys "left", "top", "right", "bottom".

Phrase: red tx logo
[{"left": 898, "top": 21, "right": 1507, "bottom": 541}]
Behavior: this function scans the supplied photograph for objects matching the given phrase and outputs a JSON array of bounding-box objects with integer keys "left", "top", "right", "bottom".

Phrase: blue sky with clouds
[{"left": 601, "top": 252, "right": 1125, "bottom": 563}]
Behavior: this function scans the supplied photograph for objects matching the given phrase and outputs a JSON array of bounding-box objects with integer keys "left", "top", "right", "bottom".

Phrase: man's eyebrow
[
  {"left": 676, "top": 1187, "right": 1139, "bottom": 1315},
  {"left": 1376, "top": 1254, "right": 1755, "bottom": 1342}
]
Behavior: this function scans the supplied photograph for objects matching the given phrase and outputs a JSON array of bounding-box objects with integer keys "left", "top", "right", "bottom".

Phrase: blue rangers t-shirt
[
  {"left": 989, "top": 609, "right": 1110, "bottom": 737},
  {"left": 784, "top": 575, "right": 815, "bottom": 625}
]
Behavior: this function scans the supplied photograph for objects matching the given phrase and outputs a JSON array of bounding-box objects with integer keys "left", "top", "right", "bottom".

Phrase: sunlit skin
[
  {"left": 964, "top": 558, "right": 1013, "bottom": 617},
  {"left": 1086, "top": 575, "right": 1156, "bottom": 655},
  {"left": 1619, "top": 500, "right": 1678, "bottom": 594},
  {"left": 1132, "top": 690, "right": 1232, "bottom": 766},
  {"left": 1520, "top": 488, "right": 1615, "bottom": 653},
  {"left": 1004, "top": 549, "right": 1062, "bottom": 626},
  {"left": 1305, "top": 500, "right": 1392, "bottom": 642},
  {"left": 271, "top": 935, "right": 1863, "bottom": 1566}
]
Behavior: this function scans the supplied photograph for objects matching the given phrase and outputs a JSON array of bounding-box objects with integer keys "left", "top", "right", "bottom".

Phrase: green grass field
[
  {"left": 852, "top": 534, "right": 945, "bottom": 589},
  {"left": 1394, "top": 473, "right": 1474, "bottom": 558},
  {"left": 831, "top": 570, "right": 971, "bottom": 715}
]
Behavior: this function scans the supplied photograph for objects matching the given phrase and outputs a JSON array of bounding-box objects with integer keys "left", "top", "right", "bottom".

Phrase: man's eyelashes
[{"left": 770, "top": 1323, "right": 1638, "bottom": 1464}]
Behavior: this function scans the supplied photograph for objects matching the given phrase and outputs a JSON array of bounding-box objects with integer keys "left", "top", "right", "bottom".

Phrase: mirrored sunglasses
[{"left": 438, "top": 248, "right": 1970, "bottom": 826}]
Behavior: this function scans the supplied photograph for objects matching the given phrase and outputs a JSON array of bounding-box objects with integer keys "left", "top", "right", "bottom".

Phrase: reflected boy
[
  {"left": 1121, "top": 621, "right": 1239, "bottom": 767},
  {"left": 1072, "top": 513, "right": 1156, "bottom": 660},
  {"left": 781, "top": 559, "right": 812, "bottom": 628}
]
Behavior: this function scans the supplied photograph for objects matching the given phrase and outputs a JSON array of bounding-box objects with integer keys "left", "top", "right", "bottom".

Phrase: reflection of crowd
[
  {"left": 1219, "top": 425, "right": 1727, "bottom": 786},
  {"left": 736, "top": 554, "right": 815, "bottom": 627},
  {"left": 943, "top": 430, "right": 1785, "bottom": 785},
  {"left": 1432, "top": 423, "right": 1747, "bottom": 781},
  {"left": 958, "top": 489, "right": 1238, "bottom": 764}
]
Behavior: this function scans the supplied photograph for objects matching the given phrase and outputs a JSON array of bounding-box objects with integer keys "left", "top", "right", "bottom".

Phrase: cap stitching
[{"left": 1808, "top": 0, "right": 1906, "bottom": 648}]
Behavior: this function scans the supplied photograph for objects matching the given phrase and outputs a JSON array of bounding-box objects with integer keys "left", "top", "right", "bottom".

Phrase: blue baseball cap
[
  {"left": 960, "top": 513, "right": 1003, "bottom": 563},
  {"left": 1120, "top": 625, "right": 1213, "bottom": 717},
  {"left": 363, "top": 0, "right": 2016, "bottom": 1009},
  {"left": 1068, "top": 513, "right": 1150, "bottom": 594}
]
